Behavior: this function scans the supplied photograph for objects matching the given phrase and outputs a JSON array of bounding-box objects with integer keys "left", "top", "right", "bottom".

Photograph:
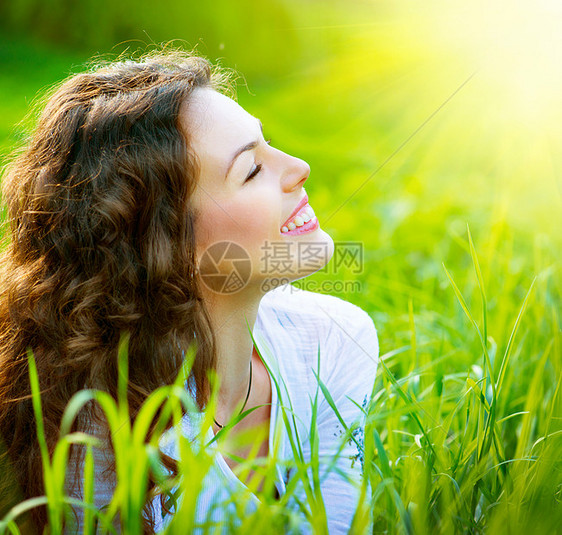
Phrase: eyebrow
[{"left": 225, "top": 119, "right": 264, "bottom": 180}]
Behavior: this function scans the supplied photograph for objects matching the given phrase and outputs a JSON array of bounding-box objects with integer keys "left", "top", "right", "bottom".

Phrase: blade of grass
[
  {"left": 467, "top": 225, "right": 488, "bottom": 346},
  {"left": 442, "top": 264, "right": 495, "bottom": 396},
  {"left": 27, "top": 350, "right": 62, "bottom": 534}
]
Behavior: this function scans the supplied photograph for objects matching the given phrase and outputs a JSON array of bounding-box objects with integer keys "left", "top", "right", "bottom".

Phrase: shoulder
[
  {"left": 258, "top": 283, "right": 374, "bottom": 330},
  {"left": 258, "top": 284, "right": 379, "bottom": 368},
  {"left": 258, "top": 285, "right": 379, "bottom": 440}
]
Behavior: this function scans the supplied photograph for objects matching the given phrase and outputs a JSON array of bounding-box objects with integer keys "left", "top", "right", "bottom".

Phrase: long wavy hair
[{"left": 0, "top": 49, "right": 231, "bottom": 533}]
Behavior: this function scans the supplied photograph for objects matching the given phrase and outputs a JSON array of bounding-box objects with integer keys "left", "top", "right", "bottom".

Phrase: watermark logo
[
  {"left": 199, "top": 241, "right": 251, "bottom": 294},
  {"left": 259, "top": 241, "right": 363, "bottom": 275},
  {"left": 327, "top": 241, "right": 363, "bottom": 274},
  {"left": 199, "top": 240, "right": 364, "bottom": 294}
]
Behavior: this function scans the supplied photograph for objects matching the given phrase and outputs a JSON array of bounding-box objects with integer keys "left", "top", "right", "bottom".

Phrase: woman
[{"left": 0, "top": 50, "right": 379, "bottom": 533}]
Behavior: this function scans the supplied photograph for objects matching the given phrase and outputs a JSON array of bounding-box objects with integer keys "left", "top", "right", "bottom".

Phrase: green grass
[
  {"left": 0, "top": 2, "right": 561, "bottom": 531},
  {"left": 2, "top": 235, "right": 559, "bottom": 533}
]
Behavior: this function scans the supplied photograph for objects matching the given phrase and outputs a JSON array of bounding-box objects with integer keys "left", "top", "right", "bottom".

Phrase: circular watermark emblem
[{"left": 199, "top": 241, "right": 251, "bottom": 294}]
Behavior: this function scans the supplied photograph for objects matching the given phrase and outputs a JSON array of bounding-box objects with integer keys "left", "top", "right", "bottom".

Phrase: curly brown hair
[{"left": 0, "top": 49, "right": 232, "bottom": 533}]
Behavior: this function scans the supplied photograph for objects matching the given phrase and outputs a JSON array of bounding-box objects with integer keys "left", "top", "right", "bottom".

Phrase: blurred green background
[{"left": 0, "top": 0, "right": 560, "bottom": 531}]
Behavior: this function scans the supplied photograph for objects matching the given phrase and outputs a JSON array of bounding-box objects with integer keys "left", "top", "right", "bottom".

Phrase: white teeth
[{"left": 281, "top": 204, "right": 317, "bottom": 232}]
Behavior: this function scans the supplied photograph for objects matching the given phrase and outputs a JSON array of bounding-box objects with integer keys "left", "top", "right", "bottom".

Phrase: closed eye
[
  {"left": 245, "top": 163, "right": 262, "bottom": 182},
  {"left": 244, "top": 139, "right": 272, "bottom": 183}
]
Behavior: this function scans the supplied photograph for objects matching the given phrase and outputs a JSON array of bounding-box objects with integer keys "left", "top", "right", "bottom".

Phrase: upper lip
[{"left": 281, "top": 193, "right": 308, "bottom": 227}]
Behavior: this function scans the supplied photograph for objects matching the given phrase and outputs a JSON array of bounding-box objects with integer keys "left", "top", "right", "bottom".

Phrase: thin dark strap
[{"left": 214, "top": 358, "right": 253, "bottom": 429}]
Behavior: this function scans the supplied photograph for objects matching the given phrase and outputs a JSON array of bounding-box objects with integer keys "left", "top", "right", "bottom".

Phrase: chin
[
  {"left": 257, "top": 228, "right": 335, "bottom": 290},
  {"left": 317, "top": 228, "right": 335, "bottom": 264},
  {"left": 295, "top": 229, "right": 335, "bottom": 280}
]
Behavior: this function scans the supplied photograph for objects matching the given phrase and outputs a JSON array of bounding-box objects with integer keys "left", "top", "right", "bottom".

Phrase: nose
[{"left": 280, "top": 152, "right": 311, "bottom": 193}]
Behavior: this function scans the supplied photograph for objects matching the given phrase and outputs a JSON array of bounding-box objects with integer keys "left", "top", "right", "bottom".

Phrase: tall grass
[{"left": 361, "top": 228, "right": 560, "bottom": 534}]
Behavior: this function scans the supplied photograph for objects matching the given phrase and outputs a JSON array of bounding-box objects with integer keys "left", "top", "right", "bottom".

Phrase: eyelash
[
  {"left": 245, "top": 164, "right": 262, "bottom": 182},
  {"left": 244, "top": 139, "right": 272, "bottom": 183}
]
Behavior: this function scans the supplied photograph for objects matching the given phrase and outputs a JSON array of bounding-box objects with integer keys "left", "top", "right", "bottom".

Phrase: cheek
[{"left": 195, "top": 197, "right": 280, "bottom": 251}]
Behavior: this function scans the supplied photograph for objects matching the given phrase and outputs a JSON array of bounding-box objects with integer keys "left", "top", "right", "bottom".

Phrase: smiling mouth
[{"left": 280, "top": 203, "right": 319, "bottom": 235}]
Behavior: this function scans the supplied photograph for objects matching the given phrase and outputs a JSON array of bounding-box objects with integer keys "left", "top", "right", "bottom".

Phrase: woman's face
[{"left": 181, "top": 88, "right": 334, "bottom": 295}]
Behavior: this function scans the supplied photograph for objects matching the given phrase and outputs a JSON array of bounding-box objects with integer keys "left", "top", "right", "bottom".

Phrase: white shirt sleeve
[{"left": 315, "top": 304, "right": 379, "bottom": 534}]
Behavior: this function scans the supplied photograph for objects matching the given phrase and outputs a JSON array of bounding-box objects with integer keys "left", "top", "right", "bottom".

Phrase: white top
[
  {"left": 65, "top": 284, "right": 379, "bottom": 534},
  {"left": 156, "top": 284, "right": 379, "bottom": 533}
]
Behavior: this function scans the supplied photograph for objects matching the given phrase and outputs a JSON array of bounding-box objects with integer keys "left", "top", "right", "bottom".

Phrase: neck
[{"left": 201, "top": 284, "right": 263, "bottom": 419}]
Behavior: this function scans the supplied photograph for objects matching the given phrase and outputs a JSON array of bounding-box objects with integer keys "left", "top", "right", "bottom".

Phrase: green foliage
[{"left": 0, "top": 0, "right": 300, "bottom": 80}]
